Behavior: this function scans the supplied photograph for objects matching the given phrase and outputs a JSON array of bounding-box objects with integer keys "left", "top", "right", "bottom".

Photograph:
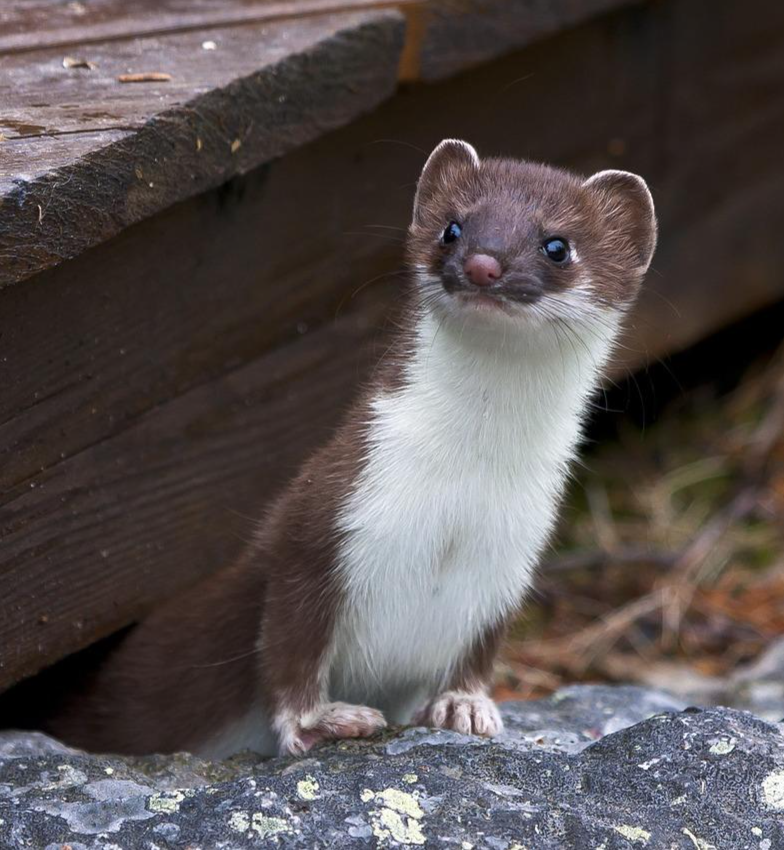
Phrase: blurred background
[
  {"left": 498, "top": 307, "right": 784, "bottom": 714},
  {"left": 0, "top": 0, "right": 782, "bottom": 721}
]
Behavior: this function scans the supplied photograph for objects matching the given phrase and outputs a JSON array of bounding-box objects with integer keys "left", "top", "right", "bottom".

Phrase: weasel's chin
[{"left": 440, "top": 290, "right": 557, "bottom": 332}]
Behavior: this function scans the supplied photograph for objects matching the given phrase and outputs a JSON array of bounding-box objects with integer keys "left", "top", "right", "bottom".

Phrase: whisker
[
  {"left": 334, "top": 269, "right": 410, "bottom": 319},
  {"left": 186, "top": 648, "right": 260, "bottom": 669},
  {"left": 342, "top": 231, "right": 406, "bottom": 244},
  {"left": 369, "top": 138, "right": 428, "bottom": 155},
  {"left": 363, "top": 224, "right": 409, "bottom": 233}
]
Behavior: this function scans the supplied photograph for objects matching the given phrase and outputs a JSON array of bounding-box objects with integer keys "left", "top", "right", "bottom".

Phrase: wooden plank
[
  {"left": 0, "top": 129, "right": 132, "bottom": 183},
  {"left": 0, "top": 15, "right": 407, "bottom": 141},
  {"left": 0, "top": 0, "right": 636, "bottom": 64},
  {"left": 0, "top": 313, "right": 383, "bottom": 686},
  {"left": 0, "top": 158, "right": 401, "bottom": 499},
  {"left": 2, "top": 0, "right": 784, "bottom": 691},
  {"left": 414, "top": 0, "right": 640, "bottom": 81},
  {"left": 0, "top": 10, "right": 405, "bottom": 287},
  {"left": 617, "top": 0, "right": 784, "bottom": 363},
  {"left": 0, "top": 132, "right": 404, "bottom": 684},
  {"left": 631, "top": 175, "right": 784, "bottom": 365},
  {"left": 0, "top": 1, "right": 419, "bottom": 55}
]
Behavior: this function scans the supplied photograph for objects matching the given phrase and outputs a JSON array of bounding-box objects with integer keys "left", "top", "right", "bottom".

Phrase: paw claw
[
  {"left": 431, "top": 702, "right": 448, "bottom": 728},
  {"left": 280, "top": 735, "right": 310, "bottom": 757},
  {"left": 416, "top": 691, "right": 503, "bottom": 738},
  {"left": 277, "top": 702, "right": 386, "bottom": 756}
]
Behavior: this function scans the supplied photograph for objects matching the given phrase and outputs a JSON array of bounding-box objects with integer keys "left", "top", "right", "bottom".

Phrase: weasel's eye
[
  {"left": 542, "top": 237, "right": 571, "bottom": 264},
  {"left": 441, "top": 221, "right": 462, "bottom": 244}
]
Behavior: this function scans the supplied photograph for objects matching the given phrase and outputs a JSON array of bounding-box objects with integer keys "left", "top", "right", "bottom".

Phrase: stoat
[{"left": 48, "top": 139, "right": 657, "bottom": 758}]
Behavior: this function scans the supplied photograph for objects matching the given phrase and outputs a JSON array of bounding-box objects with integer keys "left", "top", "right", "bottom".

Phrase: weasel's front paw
[
  {"left": 277, "top": 703, "right": 387, "bottom": 756},
  {"left": 415, "top": 691, "right": 503, "bottom": 737}
]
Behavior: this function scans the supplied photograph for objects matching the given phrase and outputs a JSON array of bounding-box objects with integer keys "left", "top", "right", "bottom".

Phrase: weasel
[{"left": 47, "top": 140, "right": 657, "bottom": 758}]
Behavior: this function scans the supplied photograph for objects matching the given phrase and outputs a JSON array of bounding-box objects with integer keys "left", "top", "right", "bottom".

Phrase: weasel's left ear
[
  {"left": 413, "top": 139, "right": 480, "bottom": 226},
  {"left": 583, "top": 170, "right": 658, "bottom": 273}
]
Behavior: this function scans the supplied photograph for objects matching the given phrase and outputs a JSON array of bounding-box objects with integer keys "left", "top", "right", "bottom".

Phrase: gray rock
[
  {"left": 1, "top": 684, "right": 782, "bottom": 849},
  {"left": 727, "top": 638, "right": 784, "bottom": 721},
  {"left": 640, "top": 638, "right": 784, "bottom": 723}
]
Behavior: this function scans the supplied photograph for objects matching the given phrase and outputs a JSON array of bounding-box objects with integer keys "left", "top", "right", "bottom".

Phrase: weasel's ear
[
  {"left": 413, "top": 139, "right": 480, "bottom": 226},
  {"left": 583, "top": 169, "right": 658, "bottom": 273}
]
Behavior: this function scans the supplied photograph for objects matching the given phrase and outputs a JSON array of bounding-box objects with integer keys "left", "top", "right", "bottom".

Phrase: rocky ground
[{"left": 1, "top": 683, "right": 783, "bottom": 849}]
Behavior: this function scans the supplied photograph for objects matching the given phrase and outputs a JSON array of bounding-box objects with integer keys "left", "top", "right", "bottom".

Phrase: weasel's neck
[{"left": 381, "top": 308, "right": 619, "bottom": 457}]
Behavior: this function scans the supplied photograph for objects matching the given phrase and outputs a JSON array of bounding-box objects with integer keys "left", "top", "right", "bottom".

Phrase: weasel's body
[
  {"left": 48, "top": 141, "right": 656, "bottom": 758},
  {"left": 330, "top": 309, "right": 615, "bottom": 714}
]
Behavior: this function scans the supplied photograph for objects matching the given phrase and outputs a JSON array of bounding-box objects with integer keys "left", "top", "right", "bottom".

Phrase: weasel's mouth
[
  {"left": 453, "top": 289, "right": 523, "bottom": 316},
  {"left": 441, "top": 270, "right": 544, "bottom": 311}
]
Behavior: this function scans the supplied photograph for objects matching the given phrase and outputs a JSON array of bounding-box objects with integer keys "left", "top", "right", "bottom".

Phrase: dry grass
[{"left": 495, "top": 340, "right": 784, "bottom": 701}]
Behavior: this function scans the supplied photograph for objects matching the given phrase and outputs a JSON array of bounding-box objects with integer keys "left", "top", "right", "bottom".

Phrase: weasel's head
[{"left": 408, "top": 139, "right": 657, "bottom": 329}]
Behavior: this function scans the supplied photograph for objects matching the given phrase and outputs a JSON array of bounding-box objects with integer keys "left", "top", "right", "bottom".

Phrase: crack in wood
[{"left": 2, "top": 125, "right": 140, "bottom": 141}]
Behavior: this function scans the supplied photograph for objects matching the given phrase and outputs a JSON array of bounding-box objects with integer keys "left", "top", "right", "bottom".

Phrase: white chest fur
[{"left": 330, "top": 309, "right": 617, "bottom": 719}]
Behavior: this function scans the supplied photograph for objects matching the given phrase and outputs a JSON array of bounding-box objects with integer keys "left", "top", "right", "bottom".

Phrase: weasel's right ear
[{"left": 413, "top": 139, "right": 480, "bottom": 226}]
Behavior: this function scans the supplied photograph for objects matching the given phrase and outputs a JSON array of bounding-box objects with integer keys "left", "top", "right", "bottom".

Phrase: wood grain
[
  {"left": 0, "top": 310, "right": 388, "bottom": 686},
  {"left": 0, "top": 13, "right": 404, "bottom": 142},
  {"left": 0, "top": 0, "right": 632, "bottom": 61},
  {"left": 0, "top": 1, "right": 419, "bottom": 55},
  {"left": 0, "top": 10, "right": 406, "bottom": 285},
  {"left": 416, "top": 0, "right": 638, "bottom": 80}
]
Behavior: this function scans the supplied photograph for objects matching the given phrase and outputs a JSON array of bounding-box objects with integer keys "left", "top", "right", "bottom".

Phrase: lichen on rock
[{"left": 1, "top": 685, "right": 783, "bottom": 848}]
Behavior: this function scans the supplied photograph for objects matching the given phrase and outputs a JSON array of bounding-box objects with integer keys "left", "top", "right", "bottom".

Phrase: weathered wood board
[
  {"left": 413, "top": 0, "right": 634, "bottom": 80},
  {"left": 2, "top": 0, "right": 784, "bottom": 693},
  {"left": 0, "top": 10, "right": 406, "bottom": 286},
  {"left": 0, "top": 1, "right": 418, "bottom": 54}
]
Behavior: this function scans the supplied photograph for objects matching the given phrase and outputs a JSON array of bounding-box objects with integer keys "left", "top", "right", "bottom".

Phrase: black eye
[
  {"left": 441, "top": 221, "right": 462, "bottom": 244},
  {"left": 542, "top": 237, "right": 570, "bottom": 264}
]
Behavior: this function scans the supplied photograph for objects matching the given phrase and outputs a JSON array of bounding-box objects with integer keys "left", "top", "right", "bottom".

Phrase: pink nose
[{"left": 464, "top": 253, "right": 502, "bottom": 287}]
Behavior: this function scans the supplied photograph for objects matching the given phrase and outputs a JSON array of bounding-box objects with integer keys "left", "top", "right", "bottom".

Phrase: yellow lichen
[
  {"left": 364, "top": 786, "right": 426, "bottom": 845},
  {"left": 402, "top": 773, "right": 418, "bottom": 784},
  {"left": 762, "top": 770, "right": 784, "bottom": 809},
  {"left": 371, "top": 807, "right": 426, "bottom": 845},
  {"left": 228, "top": 811, "right": 250, "bottom": 832},
  {"left": 297, "top": 775, "right": 320, "bottom": 801},
  {"left": 148, "top": 790, "right": 186, "bottom": 815},
  {"left": 376, "top": 788, "right": 424, "bottom": 819},
  {"left": 251, "top": 813, "right": 291, "bottom": 838}
]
